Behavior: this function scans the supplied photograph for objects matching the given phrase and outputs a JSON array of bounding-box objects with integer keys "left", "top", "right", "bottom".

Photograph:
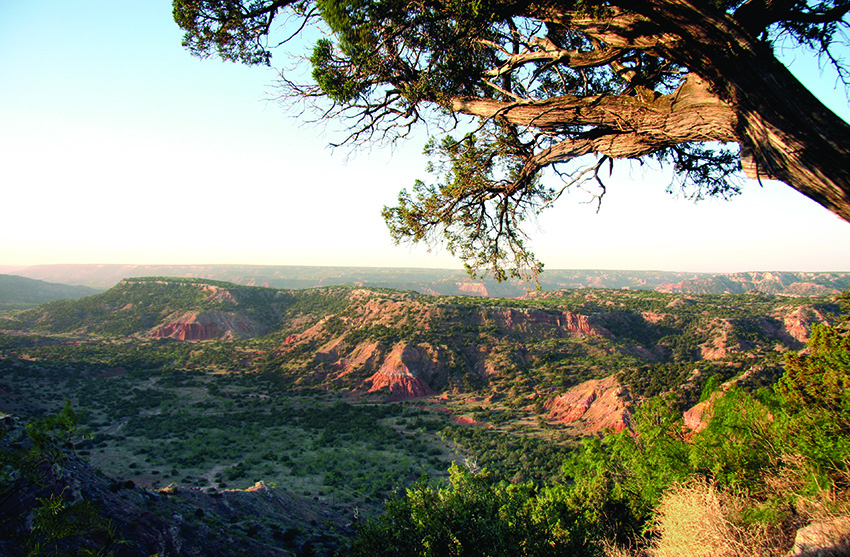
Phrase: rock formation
[
  {"left": 682, "top": 397, "right": 715, "bottom": 434},
  {"left": 682, "top": 369, "right": 762, "bottom": 434},
  {"left": 149, "top": 311, "right": 261, "bottom": 341},
  {"left": 788, "top": 516, "right": 850, "bottom": 557},
  {"left": 0, "top": 416, "right": 348, "bottom": 557},
  {"left": 699, "top": 319, "right": 742, "bottom": 360},
  {"left": 779, "top": 305, "right": 829, "bottom": 345},
  {"left": 654, "top": 271, "right": 849, "bottom": 296},
  {"left": 481, "top": 307, "right": 609, "bottom": 339},
  {"left": 545, "top": 376, "right": 632, "bottom": 433},
  {"left": 367, "top": 343, "right": 436, "bottom": 400},
  {"left": 456, "top": 281, "right": 489, "bottom": 297}
]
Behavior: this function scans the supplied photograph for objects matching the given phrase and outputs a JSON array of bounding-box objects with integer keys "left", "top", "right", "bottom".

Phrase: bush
[{"left": 349, "top": 463, "right": 580, "bottom": 556}]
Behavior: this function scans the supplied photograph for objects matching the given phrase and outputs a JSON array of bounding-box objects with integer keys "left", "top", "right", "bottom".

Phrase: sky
[{"left": 1, "top": 1, "right": 850, "bottom": 274}]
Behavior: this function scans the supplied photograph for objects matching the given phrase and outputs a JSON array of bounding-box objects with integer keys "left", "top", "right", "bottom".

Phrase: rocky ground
[{"left": 0, "top": 415, "right": 351, "bottom": 556}]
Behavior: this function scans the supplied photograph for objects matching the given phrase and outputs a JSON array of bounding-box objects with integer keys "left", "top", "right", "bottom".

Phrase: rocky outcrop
[
  {"left": 456, "top": 281, "right": 489, "bottom": 297},
  {"left": 641, "top": 310, "right": 669, "bottom": 324},
  {"left": 343, "top": 290, "right": 430, "bottom": 330},
  {"left": 150, "top": 313, "right": 221, "bottom": 341},
  {"left": 200, "top": 283, "right": 238, "bottom": 305},
  {"left": 482, "top": 307, "right": 609, "bottom": 338},
  {"left": 545, "top": 376, "right": 632, "bottom": 433},
  {"left": 149, "top": 311, "right": 261, "bottom": 341},
  {"left": 367, "top": 343, "right": 436, "bottom": 401},
  {"left": 689, "top": 304, "right": 835, "bottom": 359},
  {"left": 782, "top": 282, "right": 844, "bottom": 297},
  {"left": 779, "top": 305, "right": 829, "bottom": 345},
  {"left": 699, "top": 319, "right": 742, "bottom": 360},
  {"left": 0, "top": 416, "right": 348, "bottom": 557},
  {"left": 788, "top": 516, "right": 850, "bottom": 557},
  {"left": 683, "top": 398, "right": 714, "bottom": 434},
  {"left": 337, "top": 341, "right": 386, "bottom": 378},
  {"left": 683, "top": 369, "right": 763, "bottom": 434},
  {"left": 654, "top": 271, "right": 848, "bottom": 296}
]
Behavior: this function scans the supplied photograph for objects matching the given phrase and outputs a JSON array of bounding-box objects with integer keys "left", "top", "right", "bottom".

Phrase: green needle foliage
[{"left": 383, "top": 133, "right": 554, "bottom": 281}]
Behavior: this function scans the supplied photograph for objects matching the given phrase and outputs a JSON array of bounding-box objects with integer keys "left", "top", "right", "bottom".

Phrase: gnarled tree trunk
[
  {"left": 730, "top": 53, "right": 850, "bottom": 222},
  {"left": 630, "top": 0, "right": 850, "bottom": 221}
]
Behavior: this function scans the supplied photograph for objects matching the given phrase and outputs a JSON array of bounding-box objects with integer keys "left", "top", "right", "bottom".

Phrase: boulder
[{"left": 788, "top": 516, "right": 850, "bottom": 557}]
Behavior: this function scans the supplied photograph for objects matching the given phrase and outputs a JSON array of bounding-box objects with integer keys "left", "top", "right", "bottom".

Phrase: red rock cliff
[
  {"left": 149, "top": 311, "right": 259, "bottom": 341},
  {"left": 483, "top": 308, "right": 609, "bottom": 338},
  {"left": 779, "top": 305, "right": 829, "bottom": 345},
  {"left": 545, "top": 376, "right": 632, "bottom": 433},
  {"left": 367, "top": 343, "right": 436, "bottom": 401}
]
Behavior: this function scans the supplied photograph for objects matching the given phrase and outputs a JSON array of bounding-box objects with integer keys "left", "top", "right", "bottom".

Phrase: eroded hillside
[
  {"left": 2, "top": 279, "right": 842, "bottom": 428},
  {"left": 1, "top": 278, "right": 848, "bottom": 556}
]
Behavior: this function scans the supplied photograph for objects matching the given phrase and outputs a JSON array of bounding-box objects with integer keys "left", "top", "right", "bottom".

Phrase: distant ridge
[
  {"left": 5, "top": 277, "right": 842, "bottom": 405},
  {"left": 654, "top": 271, "right": 850, "bottom": 296},
  {"left": 9, "top": 264, "right": 850, "bottom": 298},
  {"left": 0, "top": 274, "right": 99, "bottom": 309}
]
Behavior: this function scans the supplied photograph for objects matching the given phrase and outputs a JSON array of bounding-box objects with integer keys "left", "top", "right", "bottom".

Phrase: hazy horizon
[{"left": 4, "top": 262, "right": 850, "bottom": 276}]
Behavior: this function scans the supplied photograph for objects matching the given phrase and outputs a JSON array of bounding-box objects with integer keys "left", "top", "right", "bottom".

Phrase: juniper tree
[{"left": 174, "top": 0, "right": 850, "bottom": 278}]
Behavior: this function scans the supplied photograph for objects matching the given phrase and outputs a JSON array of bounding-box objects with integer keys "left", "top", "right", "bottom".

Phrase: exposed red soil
[{"left": 545, "top": 376, "right": 632, "bottom": 433}]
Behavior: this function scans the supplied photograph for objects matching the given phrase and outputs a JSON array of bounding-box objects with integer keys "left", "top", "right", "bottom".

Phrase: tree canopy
[{"left": 174, "top": 0, "right": 850, "bottom": 279}]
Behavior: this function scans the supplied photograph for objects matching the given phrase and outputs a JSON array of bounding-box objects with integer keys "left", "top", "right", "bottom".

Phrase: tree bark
[
  {"left": 628, "top": 0, "right": 850, "bottom": 222},
  {"left": 728, "top": 51, "right": 850, "bottom": 222},
  {"left": 525, "top": 0, "right": 850, "bottom": 221},
  {"left": 450, "top": 73, "right": 737, "bottom": 160}
]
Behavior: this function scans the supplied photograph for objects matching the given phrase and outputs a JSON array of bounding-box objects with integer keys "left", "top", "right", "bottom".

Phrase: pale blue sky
[{"left": 1, "top": 0, "right": 849, "bottom": 273}]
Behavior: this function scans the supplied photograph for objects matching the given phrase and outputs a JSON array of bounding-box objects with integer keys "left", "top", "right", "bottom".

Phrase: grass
[
  {"left": 0, "top": 359, "right": 461, "bottom": 514},
  {"left": 650, "top": 479, "right": 769, "bottom": 557},
  {"left": 600, "top": 472, "right": 850, "bottom": 557}
]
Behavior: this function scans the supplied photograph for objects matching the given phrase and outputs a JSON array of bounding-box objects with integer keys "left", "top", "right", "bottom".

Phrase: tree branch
[
  {"left": 450, "top": 74, "right": 736, "bottom": 144},
  {"left": 484, "top": 44, "right": 626, "bottom": 78}
]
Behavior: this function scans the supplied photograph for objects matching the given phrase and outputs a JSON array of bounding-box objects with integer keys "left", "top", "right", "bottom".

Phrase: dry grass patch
[
  {"left": 601, "top": 539, "right": 642, "bottom": 557},
  {"left": 651, "top": 479, "right": 774, "bottom": 557}
]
